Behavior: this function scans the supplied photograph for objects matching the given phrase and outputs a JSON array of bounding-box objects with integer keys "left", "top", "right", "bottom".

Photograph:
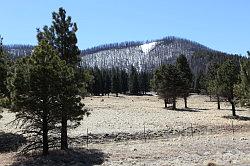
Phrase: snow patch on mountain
[{"left": 140, "top": 42, "right": 157, "bottom": 54}]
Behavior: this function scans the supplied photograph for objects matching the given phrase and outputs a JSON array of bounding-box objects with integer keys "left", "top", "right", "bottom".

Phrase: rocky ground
[{"left": 0, "top": 94, "right": 249, "bottom": 165}]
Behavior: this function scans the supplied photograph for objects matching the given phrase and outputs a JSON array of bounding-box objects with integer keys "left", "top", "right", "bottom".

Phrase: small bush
[{"left": 0, "top": 97, "right": 11, "bottom": 108}]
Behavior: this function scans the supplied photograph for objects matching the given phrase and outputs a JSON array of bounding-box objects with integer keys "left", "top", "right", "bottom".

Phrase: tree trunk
[
  {"left": 230, "top": 100, "right": 236, "bottom": 116},
  {"left": 184, "top": 97, "right": 187, "bottom": 108},
  {"left": 116, "top": 93, "right": 118, "bottom": 97},
  {"left": 164, "top": 99, "right": 167, "bottom": 108},
  {"left": 172, "top": 97, "right": 176, "bottom": 110},
  {"left": 61, "top": 113, "right": 68, "bottom": 150},
  {"left": 42, "top": 109, "right": 49, "bottom": 155},
  {"left": 217, "top": 95, "right": 220, "bottom": 110}
]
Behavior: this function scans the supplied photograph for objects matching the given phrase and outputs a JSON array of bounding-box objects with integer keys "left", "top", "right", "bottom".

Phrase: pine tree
[
  {"left": 217, "top": 60, "right": 239, "bottom": 116},
  {"left": 120, "top": 69, "right": 128, "bottom": 94},
  {"left": 76, "top": 67, "right": 94, "bottom": 97},
  {"left": 92, "top": 67, "right": 102, "bottom": 96},
  {"left": 154, "top": 64, "right": 184, "bottom": 109},
  {"left": 129, "top": 65, "right": 139, "bottom": 95},
  {"left": 111, "top": 67, "right": 120, "bottom": 97},
  {"left": 235, "top": 53, "right": 250, "bottom": 108},
  {"left": 37, "top": 8, "right": 80, "bottom": 67},
  {"left": 10, "top": 41, "right": 75, "bottom": 155},
  {"left": 37, "top": 7, "right": 84, "bottom": 150},
  {"left": 139, "top": 71, "right": 151, "bottom": 95},
  {"left": 100, "top": 69, "right": 111, "bottom": 96},
  {"left": 0, "top": 36, "right": 9, "bottom": 98},
  {"left": 176, "top": 54, "right": 193, "bottom": 108},
  {"left": 195, "top": 72, "right": 207, "bottom": 94},
  {"left": 207, "top": 63, "right": 221, "bottom": 109}
]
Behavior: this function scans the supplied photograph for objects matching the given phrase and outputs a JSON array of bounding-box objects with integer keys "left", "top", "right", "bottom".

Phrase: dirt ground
[{"left": 0, "top": 94, "right": 249, "bottom": 166}]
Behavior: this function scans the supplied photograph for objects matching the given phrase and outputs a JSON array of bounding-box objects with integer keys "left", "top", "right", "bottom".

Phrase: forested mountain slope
[
  {"left": 81, "top": 36, "right": 213, "bottom": 72},
  {"left": 4, "top": 36, "right": 244, "bottom": 76}
]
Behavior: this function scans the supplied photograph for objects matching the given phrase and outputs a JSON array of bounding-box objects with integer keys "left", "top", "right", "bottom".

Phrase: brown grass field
[{"left": 0, "top": 94, "right": 249, "bottom": 165}]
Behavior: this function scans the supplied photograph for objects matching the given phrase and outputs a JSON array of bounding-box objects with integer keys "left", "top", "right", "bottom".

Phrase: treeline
[
  {"left": 204, "top": 53, "right": 250, "bottom": 116},
  {"left": 86, "top": 65, "right": 151, "bottom": 96},
  {"left": 190, "top": 50, "right": 247, "bottom": 93},
  {"left": 82, "top": 36, "right": 212, "bottom": 56},
  {"left": 158, "top": 36, "right": 211, "bottom": 51},
  {"left": 81, "top": 41, "right": 144, "bottom": 55},
  {"left": 3, "top": 44, "right": 33, "bottom": 59},
  {"left": 152, "top": 52, "right": 250, "bottom": 116}
]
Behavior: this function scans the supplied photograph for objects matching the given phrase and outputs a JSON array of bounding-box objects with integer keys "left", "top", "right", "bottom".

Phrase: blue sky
[{"left": 0, "top": 0, "right": 249, "bottom": 55}]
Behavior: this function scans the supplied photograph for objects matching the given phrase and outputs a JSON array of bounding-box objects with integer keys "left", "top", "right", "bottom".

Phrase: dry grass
[
  {"left": 0, "top": 94, "right": 249, "bottom": 165},
  {"left": 72, "top": 94, "right": 250, "bottom": 136}
]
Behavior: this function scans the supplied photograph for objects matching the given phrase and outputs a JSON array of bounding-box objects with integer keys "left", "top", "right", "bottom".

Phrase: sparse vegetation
[{"left": 0, "top": 3, "right": 249, "bottom": 166}]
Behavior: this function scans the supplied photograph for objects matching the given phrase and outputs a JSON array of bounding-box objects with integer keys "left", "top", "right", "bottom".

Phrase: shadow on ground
[
  {"left": 164, "top": 106, "right": 207, "bottom": 112},
  {"left": 220, "top": 108, "right": 247, "bottom": 112},
  {"left": 175, "top": 108, "right": 202, "bottom": 112},
  {"left": 0, "top": 132, "right": 26, "bottom": 153},
  {"left": 223, "top": 115, "right": 250, "bottom": 121},
  {"left": 11, "top": 148, "right": 108, "bottom": 166}
]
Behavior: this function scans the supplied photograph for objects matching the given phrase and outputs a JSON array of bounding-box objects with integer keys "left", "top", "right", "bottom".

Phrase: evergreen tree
[
  {"left": 92, "top": 67, "right": 102, "bottom": 96},
  {"left": 195, "top": 72, "right": 207, "bottom": 94},
  {"left": 139, "top": 71, "right": 151, "bottom": 95},
  {"left": 129, "top": 65, "right": 139, "bottom": 95},
  {"left": 76, "top": 67, "right": 94, "bottom": 97},
  {"left": 10, "top": 41, "right": 77, "bottom": 155},
  {"left": 154, "top": 64, "right": 184, "bottom": 109},
  {"left": 37, "top": 7, "right": 84, "bottom": 150},
  {"left": 102, "top": 69, "right": 112, "bottom": 96},
  {"left": 207, "top": 63, "right": 221, "bottom": 109},
  {"left": 176, "top": 54, "right": 193, "bottom": 108},
  {"left": 111, "top": 67, "right": 120, "bottom": 97},
  {"left": 120, "top": 69, "right": 128, "bottom": 94},
  {"left": 217, "top": 60, "right": 239, "bottom": 116},
  {"left": 37, "top": 8, "right": 80, "bottom": 67},
  {"left": 235, "top": 53, "right": 250, "bottom": 108},
  {"left": 0, "top": 36, "right": 9, "bottom": 98}
]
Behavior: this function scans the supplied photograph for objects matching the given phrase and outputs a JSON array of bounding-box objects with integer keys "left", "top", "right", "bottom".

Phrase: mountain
[
  {"left": 3, "top": 44, "right": 33, "bottom": 59},
  {"left": 80, "top": 36, "right": 213, "bottom": 72},
  {"left": 4, "top": 36, "right": 244, "bottom": 76}
]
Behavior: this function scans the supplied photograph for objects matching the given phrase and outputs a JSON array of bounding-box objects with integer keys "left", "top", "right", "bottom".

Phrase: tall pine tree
[
  {"left": 129, "top": 65, "right": 139, "bottom": 95},
  {"left": 176, "top": 54, "right": 193, "bottom": 108},
  {"left": 10, "top": 41, "right": 82, "bottom": 155},
  {"left": 235, "top": 53, "right": 250, "bottom": 108},
  {"left": 37, "top": 7, "right": 85, "bottom": 150},
  {"left": 91, "top": 67, "right": 103, "bottom": 96},
  {"left": 217, "top": 60, "right": 239, "bottom": 116},
  {"left": 102, "top": 69, "right": 112, "bottom": 96},
  {"left": 139, "top": 71, "right": 151, "bottom": 95},
  {"left": 207, "top": 63, "right": 221, "bottom": 109},
  {"left": 111, "top": 67, "right": 120, "bottom": 97},
  {"left": 120, "top": 69, "right": 129, "bottom": 94}
]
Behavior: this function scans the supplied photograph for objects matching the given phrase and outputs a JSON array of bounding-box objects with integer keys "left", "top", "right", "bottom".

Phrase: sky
[{"left": 0, "top": 0, "right": 249, "bottom": 55}]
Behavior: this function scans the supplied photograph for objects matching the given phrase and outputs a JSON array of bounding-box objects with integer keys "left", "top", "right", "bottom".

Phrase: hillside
[
  {"left": 3, "top": 36, "right": 244, "bottom": 76},
  {"left": 81, "top": 36, "right": 213, "bottom": 72},
  {"left": 3, "top": 44, "right": 33, "bottom": 59}
]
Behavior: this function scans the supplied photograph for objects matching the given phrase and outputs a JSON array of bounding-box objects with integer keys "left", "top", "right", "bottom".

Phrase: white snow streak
[{"left": 140, "top": 42, "right": 157, "bottom": 54}]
